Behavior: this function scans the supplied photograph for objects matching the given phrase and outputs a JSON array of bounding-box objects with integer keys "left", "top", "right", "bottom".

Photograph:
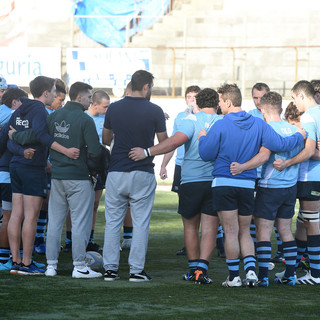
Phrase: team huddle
[{"left": 0, "top": 71, "right": 319, "bottom": 287}]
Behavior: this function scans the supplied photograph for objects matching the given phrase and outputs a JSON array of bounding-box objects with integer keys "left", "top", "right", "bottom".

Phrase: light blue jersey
[
  {"left": 172, "top": 111, "right": 188, "bottom": 166},
  {"left": 299, "top": 105, "right": 320, "bottom": 182},
  {"left": 259, "top": 121, "right": 303, "bottom": 188},
  {"left": 0, "top": 104, "right": 13, "bottom": 127},
  {"left": 45, "top": 107, "right": 55, "bottom": 115},
  {"left": 248, "top": 108, "right": 264, "bottom": 178},
  {"left": 85, "top": 111, "right": 105, "bottom": 143},
  {"left": 177, "top": 112, "right": 221, "bottom": 184},
  {"left": 248, "top": 108, "right": 264, "bottom": 119}
]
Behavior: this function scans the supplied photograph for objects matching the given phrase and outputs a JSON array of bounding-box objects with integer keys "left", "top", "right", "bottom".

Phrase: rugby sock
[
  {"left": 307, "top": 235, "right": 320, "bottom": 278},
  {"left": 256, "top": 241, "right": 271, "bottom": 279},
  {"left": 250, "top": 220, "right": 257, "bottom": 245},
  {"left": 282, "top": 240, "right": 297, "bottom": 278},
  {"left": 295, "top": 238, "right": 307, "bottom": 269},
  {"left": 226, "top": 258, "right": 240, "bottom": 281},
  {"left": 197, "top": 259, "right": 209, "bottom": 275},
  {"left": 216, "top": 224, "right": 224, "bottom": 248},
  {"left": 243, "top": 255, "right": 256, "bottom": 273},
  {"left": 89, "top": 230, "right": 95, "bottom": 243},
  {"left": 65, "top": 231, "right": 72, "bottom": 244},
  {"left": 35, "top": 210, "right": 47, "bottom": 246},
  {"left": 0, "top": 247, "right": 10, "bottom": 264},
  {"left": 123, "top": 226, "right": 133, "bottom": 239},
  {"left": 188, "top": 259, "right": 198, "bottom": 273},
  {"left": 274, "top": 226, "right": 283, "bottom": 254}
]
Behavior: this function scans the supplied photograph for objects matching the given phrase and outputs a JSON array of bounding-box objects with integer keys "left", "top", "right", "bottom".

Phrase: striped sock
[
  {"left": 226, "top": 258, "right": 240, "bottom": 281},
  {"left": 282, "top": 240, "right": 297, "bottom": 278},
  {"left": 250, "top": 220, "right": 257, "bottom": 244},
  {"left": 123, "top": 226, "right": 133, "bottom": 239},
  {"left": 256, "top": 241, "right": 271, "bottom": 280},
  {"left": 307, "top": 235, "right": 320, "bottom": 278},
  {"left": 216, "top": 224, "right": 224, "bottom": 248},
  {"left": 35, "top": 210, "right": 47, "bottom": 246},
  {"left": 274, "top": 226, "right": 283, "bottom": 254},
  {"left": 197, "top": 259, "right": 209, "bottom": 275},
  {"left": 243, "top": 255, "right": 256, "bottom": 273},
  {"left": 295, "top": 238, "right": 307, "bottom": 269},
  {"left": 0, "top": 247, "right": 10, "bottom": 264},
  {"left": 188, "top": 259, "right": 198, "bottom": 272}
]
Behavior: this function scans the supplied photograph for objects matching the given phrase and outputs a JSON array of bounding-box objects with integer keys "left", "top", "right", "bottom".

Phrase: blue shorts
[
  {"left": 10, "top": 167, "right": 47, "bottom": 198},
  {"left": 253, "top": 185, "right": 297, "bottom": 221},
  {"left": 171, "top": 164, "right": 181, "bottom": 194},
  {"left": 297, "top": 181, "right": 320, "bottom": 201},
  {"left": 212, "top": 186, "right": 254, "bottom": 216},
  {"left": 94, "top": 174, "right": 105, "bottom": 191},
  {"left": 0, "top": 183, "right": 12, "bottom": 202},
  {"left": 178, "top": 181, "right": 217, "bottom": 218}
]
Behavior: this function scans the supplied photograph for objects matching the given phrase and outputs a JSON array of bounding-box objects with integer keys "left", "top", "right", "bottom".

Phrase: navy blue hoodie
[
  {"left": 199, "top": 111, "right": 304, "bottom": 184},
  {"left": 8, "top": 97, "right": 54, "bottom": 168}
]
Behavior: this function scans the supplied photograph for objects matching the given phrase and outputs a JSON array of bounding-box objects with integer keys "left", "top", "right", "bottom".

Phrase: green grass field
[{"left": 1, "top": 190, "right": 319, "bottom": 320}]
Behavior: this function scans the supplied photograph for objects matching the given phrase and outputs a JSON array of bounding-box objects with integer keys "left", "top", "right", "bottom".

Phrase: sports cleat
[
  {"left": 298, "top": 257, "right": 310, "bottom": 272},
  {"left": 0, "top": 260, "right": 12, "bottom": 271},
  {"left": 64, "top": 242, "right": 72, "bottom": 252},
  {"left": 18, "top": 262, "right": 45, "bottom": 275},
  {"left": 45, "top": 265, "right": 57, "bottom": 277},
  {"left": 104, "top": 270, "right": 120, "bottom": 281},
  {"left": 296, "top": 272, "right": 320, "bottom": 285},
  {"left": 274, "top": 276, "right": 295, "bottom": 286},
  {"left": 257, "top": 277, "right": 269, "bottom": 287},
  {"left": 10, "top": 262, "right": 22, "bottom": 274},
  {"left": 121, "top": 238, "right": 132, "bottom": 250},
  {"left": 275, "top": 270, "right": 297, "bottom": 281},
  {"left": 176, "top": 247, "right": 186, "bottom": 256},
  {"left": 182, "top": 271, "right": 195, "bottom": 281},
  {"left": 194, "top": 270, "right": 212, "bottom": 285},
  {"left": 86, "top": 242, "right": 102, "bottom": 252},
  {"left": 129, "top": 270, "right": 152, "bottom": 282},
  {"left": 243, "top": 270, "right": 258, "bottom": 288},
  {"left": 72, "top": 265, "right": 102, "bottom": 279},
  {"left": 271, "top": 252, "right": 285, "bottom": 263},
  {"left": 222, "top": 276, "right": 242, "bottom": 287},
  {"left": 35, "top": 243, "right": 46, "bottom": 255}
]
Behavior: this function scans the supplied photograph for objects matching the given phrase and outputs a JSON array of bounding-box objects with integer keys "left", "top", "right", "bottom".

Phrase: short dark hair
[
  {"left": 292, "top": 80, "right": 315, "bottom": 98},
  {"left": 218, "top": 83, "right": 242, "bottom": 107},
  {"left": 260, "top": 91, "right": 282, "bottom": 114},
  {"left": 29, "top": 76, "right": 55, "bottom": 98},
  {"left": 196, "top": 88, "right": 219, "bottom": 109},
  {"left": 92, "top": 90, "right": 110, "bottom": 103},
  {"left": 185, "top": 85, "right": 201, "bottom": 98},
  {"left": 284, "top": 102, "right": 301, "bottom": 122},
  {"left": 251, "top": 82, "right": 270, "bottom": 95},
  {"left": 131, "top": 70, "right": 154, "bottom": 91},
  {"left": 55, "top": 79, "right": 67, "bottom": 95},
  {"left": 69, "top": 82, "right": 93, "bottom": 101},
  {"left": 2, "top": 87, "right": 28, "bottom": 108}
]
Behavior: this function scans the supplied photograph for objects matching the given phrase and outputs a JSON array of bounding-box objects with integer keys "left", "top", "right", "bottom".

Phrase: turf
[{"left": 0, "top": 190, "right": 319, "bottom": 320}]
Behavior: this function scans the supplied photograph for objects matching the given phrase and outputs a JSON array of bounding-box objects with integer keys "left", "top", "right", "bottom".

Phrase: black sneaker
[
  {"left": 86, "top": 242, "right": 102, "bottom": 252},
  {"left": 176, "top": 247, "right": 186, "bottom": 256},
  {"left": 64, "top": 242, "right": 72, "bottom": 253},
  {"left": 104, "top": 270, "right": 120, "bottom": 281},
  {"left": 129, "top": 270, "right": 152, "bottom": 282}
]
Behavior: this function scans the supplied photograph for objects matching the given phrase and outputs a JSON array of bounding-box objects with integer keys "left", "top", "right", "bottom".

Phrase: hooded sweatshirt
[
  {"left": 199, "top": 111, "right": 304, "bottom": 187},
  {"left": 8, "top": 97, "right": 54, "bottom": 169}
]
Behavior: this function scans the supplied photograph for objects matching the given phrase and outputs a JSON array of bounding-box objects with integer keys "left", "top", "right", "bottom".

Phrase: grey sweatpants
[
  {"left": 103, "top": 171, "right": 156, "bottom": 274},
  {"left": 46, "top": 179, "right": 94, "bottom": 267}
]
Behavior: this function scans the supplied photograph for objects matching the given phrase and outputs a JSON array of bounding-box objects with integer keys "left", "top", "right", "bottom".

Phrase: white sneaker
[
  {"left": 72, "top": 265, "right": 102, "bottom": 279},
  {"left": 244, "top": 270, "right": 258, "bottom": 287},
  {"left": 45, "top": 265, "right": 57, "bottom": 277},
  {"left": 222, "top": 275, "right": 242, "bottom": 287},
  {"left": 297, "top": 271, "right": 320, "bottom": 285},
  {"left": 121, "top": 238, "right": 132, "bottom": 250}
]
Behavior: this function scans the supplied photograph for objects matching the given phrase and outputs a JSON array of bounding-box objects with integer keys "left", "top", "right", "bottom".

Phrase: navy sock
[
  {"left": 282, "top": 240, "right": 297, "bottom": 278},
  {"left": 123, "top": 226, "right": 133, "bottom": 239},
  {"left": 0, "top": 247, "right": 10, "bottom": 264},
  {"left": 295, "top": 238, "right": 307, "bottom": 268},
  {"left": 188, "top": 259, "right": 198, "bottom": 273},
  {"left": 35, "top": 210, "right": 47, "bottom": 246},
  {"left": 226, "top": 258, "right": 240, "bottom": 281},
  {"left": 66, "top": 231, "right": 72, "bottom": 244},
  {"left": 250, "top": 220, "right": 257, "bottom": 244},
  {"left": 307, "top": 235, "right": 320, "bottom": 278},
  {"left": 216, "top": 224, "right": 224, "bottom": 248},
  {"left": 243, "top": 255, "right": 256, "bottom": 273},
  {"left": 256, "top": 241, "right": 271, "bottom": 280},
  {"left": 274, "top": 226, "right": 283, "bottom": 254},
  {"left": 197, "top": 259, "right": 209, "bottom": 275}
]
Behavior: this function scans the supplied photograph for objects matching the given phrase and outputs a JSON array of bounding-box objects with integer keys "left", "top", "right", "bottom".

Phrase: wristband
[
  {"left": 147, "top": 148, "right": 151, "bottom": 157},
  {"left": 144, "top": 149, "right": 148, "bottom": 157}
]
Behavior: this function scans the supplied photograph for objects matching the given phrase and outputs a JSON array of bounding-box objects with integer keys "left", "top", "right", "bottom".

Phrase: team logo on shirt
[
  {"left": 15, "top": 117, "right": 29, "bottom": 128},
  {"left": 54, "top": 121, "right": 70, "bottom": 139}
]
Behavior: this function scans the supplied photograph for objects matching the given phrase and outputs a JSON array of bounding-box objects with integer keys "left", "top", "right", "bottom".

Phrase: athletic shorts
[
  {"left": 178, "top": 181, "right": 217, "bottom": 219},
  {"left": 212, "top": 186, "right": 254, "bottom": 216},
  {"left": 10, "top": 167, "right": 47, "bottom": 198},
  {"left": 297, "top": 181, "right": 320, "bottom": 201},
  {"left": 94, "top": 174, "right": 105, "bottom": 191},
  {"left": 0, "top": 183, "right": 12, "bottom": 202},
  {"left": 253, "top": 185, "right": 297, "bottom": 221},
  {"left": 171, "top": 164, "right": 181, "bottom": 194}
]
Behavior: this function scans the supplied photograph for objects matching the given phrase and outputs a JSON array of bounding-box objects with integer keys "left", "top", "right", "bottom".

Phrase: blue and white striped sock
[
  {"left": 226, "top": 258, "right": 240, "bottom": 281},
  {"left": 295, "top": 238, "right": 307, "bottom": 269},
  {"left": 274, "top": 226, "right": 283, "bottom": 254},
  {"left": 282, "top": 240, "right": 297, "bottom": 278},
  {"left": 307, "top": 235, "right": 320, "bottom": 279},
  {"left": 256, "top": 241, "right": 271, "bottom": 280},
  {"left": 0, "top": 247, "right": 10, "bottom": 264}
]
